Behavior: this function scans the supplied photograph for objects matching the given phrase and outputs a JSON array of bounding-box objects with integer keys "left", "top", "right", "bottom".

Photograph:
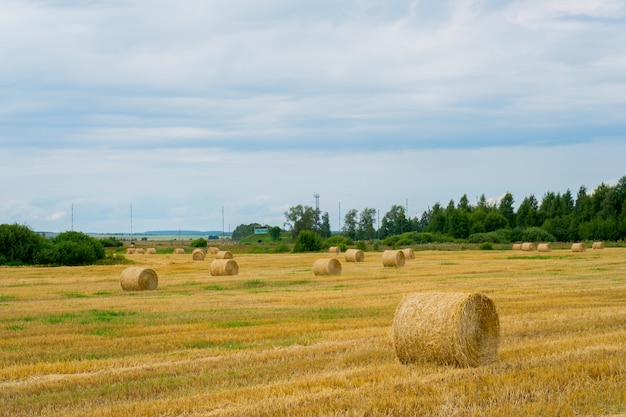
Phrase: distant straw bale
[
  {"left": 512, "top": 243, "right": 522, "bottom": 250},
  {"left": 216, "top": 251, "right": 233, "bottom": 259},
  {"left": 313, "top": 258, "right": 342, "bottom": 276},
  {"left": 401, "top": 248, "right": 415, "bottom": 260},
  {"left": 382, "top": 250, "right": 405, "bottom": 267},
  {"left": 392, "top": 292, "right": 500, "bottom": 367},
  {"left": 120, "top": 267, "right": 158, "bottom": 291},
  {"left": 192, "top": 249, "right": 206, "bottom": 261},
  {"left": 208, "top": 247, "right": 219, "bottom": 255},
  {"left": 572, "top": 243, "right": 587, "bottom": 252},
  {"left": 210, "top": 259, "right": 239, "bottom": 276},
  {"left": 174, "top": 248, "right": 185, "bottom": 254},
  {"left": 329, "top": 246, "right": 341, "bottom": 254},
  {"left": 345, "top": 249, "right": 364, "bottom": 262},
  {"left": 146, "top": 248, "right": 156, "bottom": 255},
  {"left": 126, "top": 248, "right": 135, "bottom": 255},
  {"left": 521, "top": 242, "right": 536, "bottom": 251},
  {"left": 592, "top": 242, "right": 605, "bottom": 250},
  {"left": 135, "top": 248, "right": 145, "bottom": 254},
  {"left": 537, "top": 243, "right": 552, "bottom": 252}
]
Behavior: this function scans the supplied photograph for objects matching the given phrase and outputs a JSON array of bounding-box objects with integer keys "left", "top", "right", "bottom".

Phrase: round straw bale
[
  {"left": 521, "top": 242, "right": 536, "bottom": 251},
  {"left": 537, "top": 243, "right": 552, "bottom": 252},
  {"left": 208, "top": 247, "right": 219, "bottom": 254},
  {"left": 210, "top": 259, "right": 239, "bottom": 276},
  {"left": 126, "top": 248, "right": 135, "bottom": 255},
  {"left": 382, "top": 250, "right": 405, "bottom": 267},
  {"left": 192, "top": 248, "right": 206, "bottom": 261},
  {"left": 120, "top": 267, "right": 158, "bottom": 291},
  {"left": 592, "top": 241, "right": 604, "bottom": 250},
  {"left": 174, "top": 248, "right": 185, "bottom": 254},
  {"left": 401, "top": 247, "right": 415, "bottom": 260},
  {"left": 146, "top": 248, "right": 156, "bottom": 255},
  {"left": 216, "top": 250, "right": 233, "bottom": 259},
  {"left": 313, "top": 258, "right": 342, "bottom": 276},
  {"left": 392, "top": 292, "right": 500, "bottom": 367},
  {"left": 135, "top": 248, "right": 145, "bottom": 254},
  {"left": 512, "top": 243, "right": 522, "bottom": 250},
  {"left": 572, "top": 242, "right": 587, "bottom": 252},
  {"left": 345, "top": 249, "right": 364, "bottom": 262},
  {"left": 329, "top": 246, "right": 341, "bottom": 254}
]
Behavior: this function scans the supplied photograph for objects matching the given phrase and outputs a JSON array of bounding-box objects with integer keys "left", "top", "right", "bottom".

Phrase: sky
[{"left": 1, "top": 0, "right": 625, "bottom": 234}]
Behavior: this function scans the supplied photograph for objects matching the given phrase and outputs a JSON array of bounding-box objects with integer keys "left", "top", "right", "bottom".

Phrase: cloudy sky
[{"left": 1, "top": 0, "right": 625, "bottom": 234}]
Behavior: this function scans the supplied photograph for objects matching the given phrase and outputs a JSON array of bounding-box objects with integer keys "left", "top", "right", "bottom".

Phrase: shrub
[
  {"left": 479, "top": 242, "right": 494, "bottom": 250},
  {"left": 522, "top": 227, "right": 556, "bottom": 243},
  {"left": 52, "top": 231, "right": 105, "bottom": 266},
  {"left": 99, "top": 237, "right": 124, "bottom": 248},
  {"left": 293, "top": 230, "right": 323, "bottom": 253},
  {"left": 273, "top": 243, "right": 291, "bottom": 253},
  {"left": 355, "top": 241, "right": 367, "bottom": 251},
  {"left": 190, "top": 238, "right": 208, "bottom": 248},
  {"left": 324, "top": 235, "right": 354, "bottom": 247},
  {"left": 468, "top": 229, "right": 511, "bottom": 244},
  {"left": 0, "top": 223, "right": 48, "bottom": 265}
]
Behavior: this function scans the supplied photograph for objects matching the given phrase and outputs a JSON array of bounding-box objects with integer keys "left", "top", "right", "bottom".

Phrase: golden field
[{"left": 1, "top": 247, "right": 625, "bottom": 416}]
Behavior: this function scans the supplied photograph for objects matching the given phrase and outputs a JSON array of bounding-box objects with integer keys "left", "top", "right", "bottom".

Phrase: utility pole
[
  {"left": 313, "top": 193, "right": 320, "bottom": 228},
  {"left": 338, "top": 201, "right": 341, "bottom": 232}
]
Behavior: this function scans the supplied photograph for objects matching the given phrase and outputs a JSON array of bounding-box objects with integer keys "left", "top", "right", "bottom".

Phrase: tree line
[{"left": 271, "top": 176, "right": 626, "bottom": 244}]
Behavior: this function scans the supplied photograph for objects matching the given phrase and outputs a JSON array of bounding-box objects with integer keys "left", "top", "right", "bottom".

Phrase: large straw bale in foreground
[
  {"left": 192, "top": 248, "right": 206, "bottom": 261},
  {"left": 537, "top": 243, "right": 552, "bottom": 252},
  {"left": 401, "top": 248, "right": 415, "bottom": 260},
  {"left": 392, "top": 292, "right": 500, "bottom": 367},
  {"left": 329, "top": 246, "right": 341, "bottom": 254},
  {"left": 210, "top": 259, "right": 239, "bottom": 276},
  {"left": 572, "top": 243, "right": 587, "bottom": 252},
  {"left": 120, "top": 267, "right": 158, "bottom": 291},
  {"left": 216, "top": 250, "right": 233, "bottom": 259},
  {"left": 345, "top": 249, "right": 364, "bottom": 262},
  {"left": 382, "top": 250, "right": 405, "bottom": 267},
  {"left": 313, "top": 258, "right": 342, "bottom": 276},
  {"left": 592, "top": 241, "right": 605, "bottom": 249}
]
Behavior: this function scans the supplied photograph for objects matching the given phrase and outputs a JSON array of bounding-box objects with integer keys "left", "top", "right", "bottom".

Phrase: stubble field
[{"left": 1, "top": 247, "right": 625, "bottom": 416}]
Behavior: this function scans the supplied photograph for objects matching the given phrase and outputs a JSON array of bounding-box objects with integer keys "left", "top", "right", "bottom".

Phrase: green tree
[
  {"left": 484, "top": 211, "right": 509, "bottom": 232},
  {"left": 319, "top": 212, "right": 332, "bottom": 239},
  {"left": 498, "top": 192, "right": 515, "bottom": 228},
  {"left": 232, "top": 223, "right": 257, "bottom": 241},
  {"left": 426, "top": 203, "right": 446, "bottom": 234},
  {"left": 516, "top": 195, "right": 539, "bottom": 228},
  {"left": 342, "top": 209, "right": 358, "bottom": 240},
  {"left": 458, "top": 194, "right": 471, "bottom": 212},
  {"left": 357, "top": 208, "right": 377, "bottom": 241},
  {"left": 284, "top": 205, "right": 318, "bottom": 239},
  {"left": 380, "top": 205, "right": 407, "bottom": 238},
  {"left": 469, "top": 209, "right": 486, "bottom": 234},
  {"left": 269, "top": 226, "right": 282, "bottom": 242}
]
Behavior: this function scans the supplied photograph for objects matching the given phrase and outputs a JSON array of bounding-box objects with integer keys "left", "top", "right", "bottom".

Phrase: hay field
[{"left": 1, "top": 249, "right": 625, "bottom": 416}]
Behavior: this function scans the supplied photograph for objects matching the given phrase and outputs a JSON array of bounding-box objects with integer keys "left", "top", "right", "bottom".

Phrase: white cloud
[
  {"left": 46, "top": 211, "right": 67, "bottom": 221},
  {"left": 1, "top": 1, "right": 626, "bottom": 231}
]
